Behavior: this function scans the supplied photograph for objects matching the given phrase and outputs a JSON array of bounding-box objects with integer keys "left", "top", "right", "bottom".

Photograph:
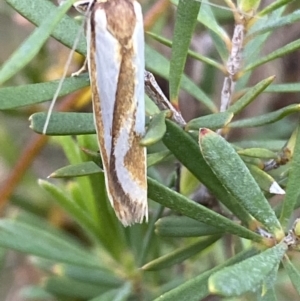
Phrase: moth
[{"left": 74, "top": 0, "right": 148, "bottom": 226}]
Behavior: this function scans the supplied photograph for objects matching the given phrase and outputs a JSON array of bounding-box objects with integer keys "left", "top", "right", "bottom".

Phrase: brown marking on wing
[
  {"left": 108, "top": 44, "right": 147, "bottom": 223},
  {"left": 99, "top": 0, "right": 136, "bottom": 47},
  {"left": 124, "top": 132, "right": 147, "bottom": 188}
]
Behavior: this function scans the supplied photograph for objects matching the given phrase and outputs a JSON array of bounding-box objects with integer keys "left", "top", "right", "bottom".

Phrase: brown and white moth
[{"left": 74, "top": 0, "right": 148, "bottom": 226}]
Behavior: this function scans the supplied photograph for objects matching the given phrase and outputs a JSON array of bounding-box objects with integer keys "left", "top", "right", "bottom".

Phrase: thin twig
[
  {"left": 220, "top": 23, "right": 245, "bottom": 113},
  {"left": 143, "top": 0, "right": 170, "bottom": 31},
  {"left": 144, "top": 71, "right": 186, "bottom": 126}
]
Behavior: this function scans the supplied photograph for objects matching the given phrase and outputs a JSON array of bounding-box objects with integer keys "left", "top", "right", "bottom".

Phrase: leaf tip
[
  {"left": 52, "top": 264, "right": 64, "bottom": 276},
  {"left": 38, "top": 178, "right": 48, "bottom": 187},
  {"left": 140, "top": 263, "right": 150, "bottom": 271},
  {"left": 274, "top": 228, "right": 285, "bottom": 242},
  {"left": 269, "top": 75, "right": 276, "bottom": 81},
  {"left": 208, "top": 278, "right": 218, "bottom": 294},
  {"left": 38, "top": 178, "right": 44, "bottom": 185},
  {"left": 269, "top": 181, "right": 285, "bottom": 195},
  {"left": 28, "top": 114, "right": 34, "bottom": 129},
  {"left": 199, "top": 128, "right": 211, "bottom": 136},
  {"left": 199, "top": 128, "right": 214, "bottom": 146}
]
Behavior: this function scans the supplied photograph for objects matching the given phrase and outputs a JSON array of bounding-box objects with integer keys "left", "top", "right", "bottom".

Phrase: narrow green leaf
[
  {"left": 199, "top": 128, "right": 283, "bottom": 238},
  {"left": 163, "top": 120, "right": 255, "bottom": 226},
  {"left": 0, "top": 74, "right": 89, "bottom": 110},
  {"left": 155, "top": 216, "right": 223, "bottom": 237},
  {"left": 179, "top": 166, "right": 200, "bottom": 196},
  {"left": 39, "top": 179, "right": 100, "bottom": 240},
  {"left": 14, "top": 211, "right": 86, "bottom": 248},
  {"left": 142, "top": 235, "right": 220, "bottom": 271},
  {"left": 209, "top": 242, "right": 287, "bottom": 297},
  {"left": 197, "top": 0, "right": 229, "bottom": 39},
  {"left": 147, "top": 150, "right": 172, "bottom": 168},
  {"left": 148, "top": 177, "right": 262, "bottom": 242},
  {"left": 242, "top": 7, "right": 285, "bottom": 68},
  {"left": 169, "top": 0, "right": 201, "bottom": 102},
  {"left": 50, "top": 162, "right": 102, "bottom": 178},
  {"left": 280, "top": 125, "right": 300, "bottom": 229},
  {"left": 197, "top": 1, "right": 229, "bottom": 61},
  {"left": 30, "top": 112, "right": 95, "bottom": 135},
  {"left": 74, "top": 141, "right": 125, "bottom": 262},
  {"left": 145, "top": 45, "right": 217, "bottom": 112},
  {"left": 43, "top": 276, "right": 108, "bottom": 299},
  {"left": 138, "top": 205, "right": 164, "bottom": 266},
  {"left": 239, "top": 156, "right": 264, "bottom": 169},
  {"left": 55, "top": 135, "right": 103, "bottom": 229},
  {"left": 235, "top": 139, "right": 285, "bottom": 150},
  {"left": 238, "top": 148, "right": 278, "bottom": 159},
  {"left": 261, "top": 264, "right": 279, "bottom": 297},
  {"left": 282, "top": 256, "right": 300, "bottom": 296},
  {"left": 89, "top": 283, "right": 131, "bottom": 301},
  {"left": 0, "top": 0, "right": 76, "bottom": 84},
  {"left": 146, "top": 31, "right": 223, "bottom": 70},
  {"left": 186, "top": 112, "right": 233, "bottom": 131},
  {"left": 140, "top": 111, "right": 167, "bottom": 146},
  {"left": 20, "top": 286, "right": 55, "bottom": 300},
  {"left": 171, "top": 0, "right": 229, "bottom": 41},
  {"left": 258, "top": 287, "right": 278, "bottom": 301},
  {"left": 265, "top": 83, "right": 300, "bottom": 93},
  {"left": 154, "top": 247, "right": 258, "bottom": 301},
  {"left": 238, "top": 0, "right": 261, "bottom": 14},
  {"left": 208, "top": 29, "right": 229, "bottom": 64},
  {"left": 244, "top": 39, "right": 300, "bottom": 72},
  {"left": 258, "top": 0, "right": 294, "bottom": 16},
  {"left": 227, "top": 76, "right": 275, "bottom": 114},
  {"left": 32, "top": 257, "right": 122, "bottom": 287},
  {"left": 247, "top": 164, "right": 285, "bottom": 195},
  {"left": 6, "top": 0, "right": 86, "bottom": 55},
  {"left": 229, "top": 104, "right": 300, "bottom": 128},
  {"left": 174, "top": 0, "right": 230, "bottom": 61},
  {"left": 249, "top": 10, "right": 300, "bottom": 39},
  {"left": 172, "top": 0, "right": 233, "bottom": 64},
  {"left": 0, "top": 219, "right": 99, "bottom": 268}
]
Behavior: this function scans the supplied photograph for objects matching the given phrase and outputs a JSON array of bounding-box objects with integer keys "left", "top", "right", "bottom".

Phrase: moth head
[
  {"left": 73, "top": 0, "right": 108, "bottom": 13},
  {"left": 73, "top": 0, "right": 94, "bottom": 14}
]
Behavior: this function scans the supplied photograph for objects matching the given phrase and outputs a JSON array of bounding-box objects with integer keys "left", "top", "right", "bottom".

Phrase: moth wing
[
  {"left": 132, "top": 1, "right": 145, "bottom": 135},
  {"left": 88, "top": 2, "right": 147, "bottom": 226},
  {"left": 92, "top": 8, "right": 121, "bottom": 163},
  {"left": 112, "top": 1, "right": 147, "bottom": 225}
]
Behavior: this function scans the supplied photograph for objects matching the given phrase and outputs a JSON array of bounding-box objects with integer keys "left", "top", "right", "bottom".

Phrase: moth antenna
[
  {"left": 43, "top": 1, "right": 94, "bottom": 135},
  {"left": 193, "top": 0, "right": 262, "bottom": 20},
  {"left": 194, "top": 0, "right": 233, "bottom": 12}
]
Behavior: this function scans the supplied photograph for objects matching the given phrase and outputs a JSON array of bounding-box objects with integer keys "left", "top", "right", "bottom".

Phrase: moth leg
[{"left": 72, "top": 58, "right": 88, "bottom": 77}]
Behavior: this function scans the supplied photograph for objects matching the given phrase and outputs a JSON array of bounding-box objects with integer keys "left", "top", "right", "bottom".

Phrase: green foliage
[{"left": 1, "top": 0, "right": 300, "bottom": 300}]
